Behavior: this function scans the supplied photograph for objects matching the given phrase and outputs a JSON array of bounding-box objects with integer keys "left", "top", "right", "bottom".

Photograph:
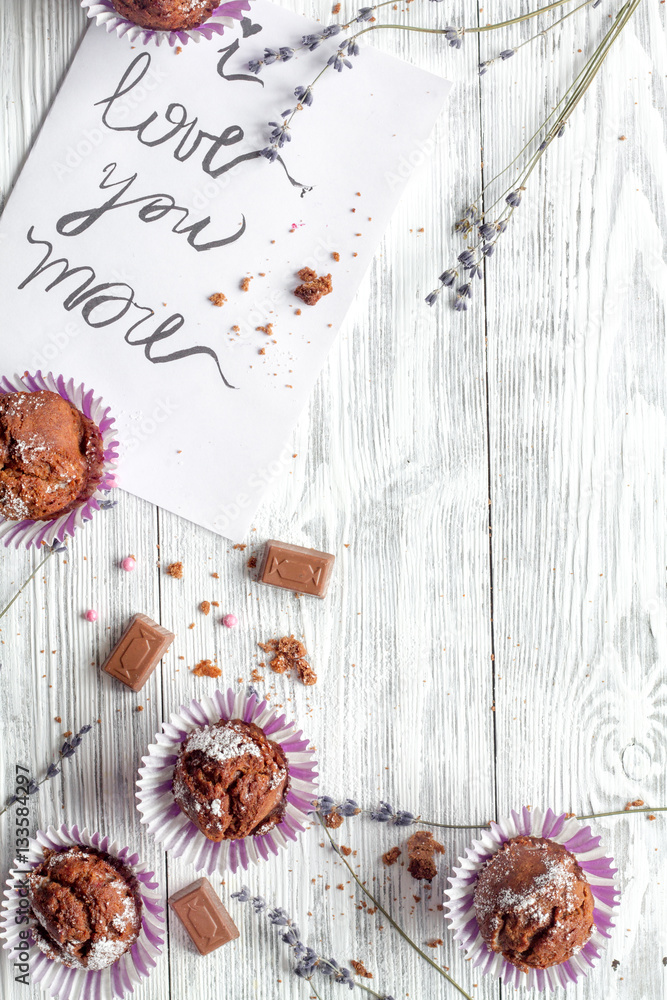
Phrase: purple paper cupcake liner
[
  {"left": 0, "top": 824, "right": 165, "bottom": 1000},
  {"left": 136, "top": 687, "right": 318, "bottom": 874},
  {"left": 445, "top": 807, "right": 620, "bottom": 992},
  {"left": 0, "top": 371, "right": 119, "bottom": 550},
  {"left": 81, "top": 0, "right": 251, "bottom": 47}
]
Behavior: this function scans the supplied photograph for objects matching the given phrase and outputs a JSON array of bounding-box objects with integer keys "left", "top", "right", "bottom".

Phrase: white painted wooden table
[{"left": 1, "top": 1, "right": 665, "bottom": 999}]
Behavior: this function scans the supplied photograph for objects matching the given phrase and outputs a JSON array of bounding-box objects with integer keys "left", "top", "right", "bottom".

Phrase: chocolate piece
[
  {"left": 102, "top": 613, "right": 175, "bottom": 692},
  {"left": 169, "top": 878, "right": 239, "bottom": 955},
  {"left": 259, "top": 540, "right": 335, "bottom": 598}
]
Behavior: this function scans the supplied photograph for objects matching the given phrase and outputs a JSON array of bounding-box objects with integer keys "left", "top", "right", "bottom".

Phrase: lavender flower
[
  {"left": 0, "top": 722, "right": 94, "bottom": 819},
  {"left": 443, "top": 26, "right": 464, "bottom": 49},
  {"left": 506, "top": 189, "right": 522, "bottom": 207},
  {"left": 98, "top": 499, "right": 117, "bottom": 510},
  {"left": 500, "top": 48, "right": 515, "bottom": 59},
  {"left": 356, "top": 6, "right": 375, "bottom": 20},
  {"left": 327, "top": 51, "right": 353, "bottom": 72},
  {"left": 370, "top": 801, "right": 416, "bottom": 825},
  {"left": 233, "top": 887, "right": 366, "bottom": 992},
  {"left": 294, "top": 85, "right": 314, "bottom": 106}
]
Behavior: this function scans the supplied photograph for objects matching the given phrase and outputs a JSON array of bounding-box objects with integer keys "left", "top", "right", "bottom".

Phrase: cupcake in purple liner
[
  {"left": 136, "top": 688, "right": 318, "bottom": 874},
  {"left": 81, "top": 0, "right": 250, "bottom": 47},
  {"left": 445, "top": 807, "right": 619, "bottom": 992},
  {"left": 0, "top": 372, "right": 118, "bottom": 550},
  {"left": 1, "top": 824, "right": 164, "bottom": 1000}
]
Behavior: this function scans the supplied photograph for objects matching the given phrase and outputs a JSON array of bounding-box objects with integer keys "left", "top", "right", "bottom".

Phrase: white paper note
[{"left": 0, "top": 1, "right": 450, "bottom": 539}]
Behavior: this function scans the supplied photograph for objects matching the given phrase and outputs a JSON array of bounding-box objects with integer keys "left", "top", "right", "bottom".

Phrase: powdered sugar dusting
[{"left": 183, "top": 720, "right": 262, "bottom": 764}]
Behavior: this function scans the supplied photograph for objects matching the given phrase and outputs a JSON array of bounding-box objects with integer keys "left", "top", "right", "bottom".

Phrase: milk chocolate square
[
  {"left": 102, "top": 613, "right": 175, "bottom": 692},
  {"left": 169, "top": 878, "right": 239, "bottom": 955},
  {"left": 259, "top": 539, "right": 335, "bottom": 598}
]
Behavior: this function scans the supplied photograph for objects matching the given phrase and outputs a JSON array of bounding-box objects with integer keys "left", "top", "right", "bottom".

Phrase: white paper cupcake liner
[
  {"left": 0, "top": 371, "right": 119, "bottom": 551},
  {"left": 81, "top": 0, "right": 251, "bottom": 47},
  {"left": 0, "top": 824, "right": 165, "bottom": 1000},
  {"left": 136, "top": 687, "right": 318, "bottom": 874},
  {"left": 445, "top": 807, "right": 620, "bottom": 992}
]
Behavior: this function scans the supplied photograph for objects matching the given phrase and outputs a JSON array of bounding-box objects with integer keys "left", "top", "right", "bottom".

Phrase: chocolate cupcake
[
  {"left": 27, "top": 845, "right": 142, "bottom": 971},
  {"left": 473, "top": 835, "right": 594, "bottom": 972},
  {"left": 110, "top": 0, "right": 219, "bottom": 30},
  {"left": 173, "top": 718, "right": 290, "bottom": 841},
  {"left": 0, "top": 390, "right": 103, "bottom": 521}
]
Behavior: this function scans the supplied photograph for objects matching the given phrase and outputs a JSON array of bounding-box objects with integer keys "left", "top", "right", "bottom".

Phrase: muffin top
[
  {"left": 473, "top": 835, "right": 594, "bottom": 972},
  {"left": 28, "top": 846, "right": 142, "bottom": 970},
  {"left": 110, "top": 0, "right": 219, "bottom": 31},
  {"left": 173, "top": 718, "right": 290, "bottom": 841},
  {"left": 0, "top": 390, "right": 103, "bottom": 521}
]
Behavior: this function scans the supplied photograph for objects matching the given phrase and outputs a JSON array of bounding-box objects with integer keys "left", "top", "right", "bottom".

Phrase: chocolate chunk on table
[
  {"left": 258, "top": 539, "right": 335, "bottom": 598},
  {"left": 101, "top": 613, "right": 175, "bottom": 692},
  {"left": 169, "top": 878, "right": 240, "bottom": 955}
]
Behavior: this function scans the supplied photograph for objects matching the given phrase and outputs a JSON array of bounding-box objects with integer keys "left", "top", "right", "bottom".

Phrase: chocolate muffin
[
  {"left": 173, "top": 718, "right": 290, "bottom": 841},
  {"left": 110, "top": 0, "right": 219, "bottom": 30},
  {"left": 28, "top": 846, "right": 142, "bottom": 971},
  {"left": 0, "top": 390, "right": 103, "bottom": 521},
  {"left": 473, "top": 835, "right": 594, "bottom": 972}
]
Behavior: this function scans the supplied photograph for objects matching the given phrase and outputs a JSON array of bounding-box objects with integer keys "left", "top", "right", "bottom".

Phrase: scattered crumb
[
  {"left": 188, "top": 623, "right": 195, "bottom": 630},
  {"left": 294, "top": 308, "right": 301, "bottom": 316},
  {"left": 258, "top": 635, "right": 316, "bottom": 685},
  {"left": 231, "top": 325, "right": 240, "bottom": 332},
  {"left": 247, "top": 556, "right": 257, "bottom": 569},
  {"left": 324, "top": 812, "right": 344, "bottom": 829},
  {"left": 241, "top": 276, "right": 253, "bottom": 291},
  {"left": 175, "top": 45, "right": 182, "bottom": 54},
  {"left": 406, "top": 831, "right": 444, "bottom": 882},
  {"left": 350, "top": 960, "right": 372, "bottom": 978},
  {"left": 332, "top": 1, "right": 341, "bottom": 10},
  {"left": 200, "top": 601, "right": 211, "bottom": 616},
  {"left": 256, "top": 323, "right": 273, "bottom": 336},
  {"left": 340, "top": 845, "right": 353, "bottom": 857},
  {"left": 211, "top": 572, "right": 219, "bottom": 579},
  {"left": 258, "top": 347, "right": 266, "bottom": 355},
  {"left": 192, "top": 659, "right": 222, "bottom": 678},
  {"left": 136, "top": 705, "right": 144, "bottom": 712},
  {"left": 63, "top": 730, "right": 72, "bottom": 738},
  {"left": 166, "top": 562, "right": 183, "bottom": 579},
  {"left": 332, "top": 251, "right": 340, "bottom": 261},
  {"left": 625, "top": 799, "right": 644, "bottom": 810},
  {"left": 294, "top": 267, "right": 333, "bottom": 306},
  {"left": 250, "top": 667, "right": 264, "bottom": 684},
  {"left": 233, "top": 544, "right": 247, "bottom": 551},
  {"left": 426, "top": 939, "right": 443, "bottom": 948},
  {"left": 54, "top": 716, "right": 61, "bottom": 724},
  {"left": 208, "top": 292, "right": 227, "bottom": 306},
  {"left": 382, "top": 846, "right": 401, "bottom": 867}
]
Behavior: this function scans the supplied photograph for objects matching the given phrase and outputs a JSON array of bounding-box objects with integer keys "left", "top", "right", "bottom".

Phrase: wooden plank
[{"left": 481, "top": 1, "right": 667, "bottom": 996}]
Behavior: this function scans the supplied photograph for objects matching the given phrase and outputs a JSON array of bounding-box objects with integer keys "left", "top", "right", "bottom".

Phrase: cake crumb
[
  {"left": 200, "top": 601, "right": 211, "bottom": 616},
  {"left": 324, "top": 812, "right": 344, "bottom": 829},
  {"left": 426, "top": 939, "right": 443, "bottom": 948},
  {"left": 241, "top": 276, "right": 253, "bottom": 292},
  {"left": 332, "top": 251, "right": 340, "bottom": 261},
  {"left": 136, "top": 705, "right": 144, "bottom": 712},
  {"left": 192, "top": 659, "right": 222, "bottom": 678},
  {"left": 54, "top": 716, "right": 61, "bottom": 724},
  {"left": 175, "top": 45, "right": 182, "bottom": 54},
  {"left": 340, "top": 845, "right": 353, "bottom": 857},
  {"left": 294, "top": 268, "right": 333, "bottom": 306},
  {"left": 332, "top": 1, "right": 341, "bottom": 10},
  {"left": 256, "top": 323, "right": 273, "bottom": 336},
  {"left": 166, "top": 562, "right": 183, "bottom": 579},
  {"left": 625, "top": 799, "right": 644, "bottom": 810},
  {"left": 350, "top": 960, "right": 373, "bottom": 979},
  {"left": 382, "top": 846, "right": 401, "bottom": 867},
  {"left": 258, "top": 635, "right": 316, "bottom": 685},
  {"left": 406, "top": 831, "right": 444, "bottom": 881},
  {"left": 233, "top": 544, "right": 247, "bottom": 551},
  {"left": 211, "top": 572, "right": 219, "bottom": 579},
  {"left": 247, "top": 555, "right": 257, "bottom": 569},
  {"left": 208, "top": 292, "right": 227, "bottom": 307}
]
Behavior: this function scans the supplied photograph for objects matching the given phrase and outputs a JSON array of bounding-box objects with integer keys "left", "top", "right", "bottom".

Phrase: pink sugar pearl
[
  {"left": 121, "top": 556, "right": 136, "bottom": 572},
  {"left": 222, "top": 613, "right": 238, "bottom": 628},
  {"left": 85, "top": 610, "right": 98, "bottom": 622}
]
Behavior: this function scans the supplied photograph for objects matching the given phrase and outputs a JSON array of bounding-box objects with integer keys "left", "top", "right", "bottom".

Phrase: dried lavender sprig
[
  {"left": 0, "top": 540, "right": 67, "bottom": 622},
  {"left": 0, "top": 723, "right": 94, "bottom": 820},
  {"left": 479, "top": 0, "right": 601, "bottom": 74},
  {"left": 427, "top": 0, "right": 642, "bottom": 309},
  {"left": 317, "top": 814, "right": 473, "bottom": 1000},
  {"left": 232, "top": 886, "right": 392, "bottom": 995}
]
